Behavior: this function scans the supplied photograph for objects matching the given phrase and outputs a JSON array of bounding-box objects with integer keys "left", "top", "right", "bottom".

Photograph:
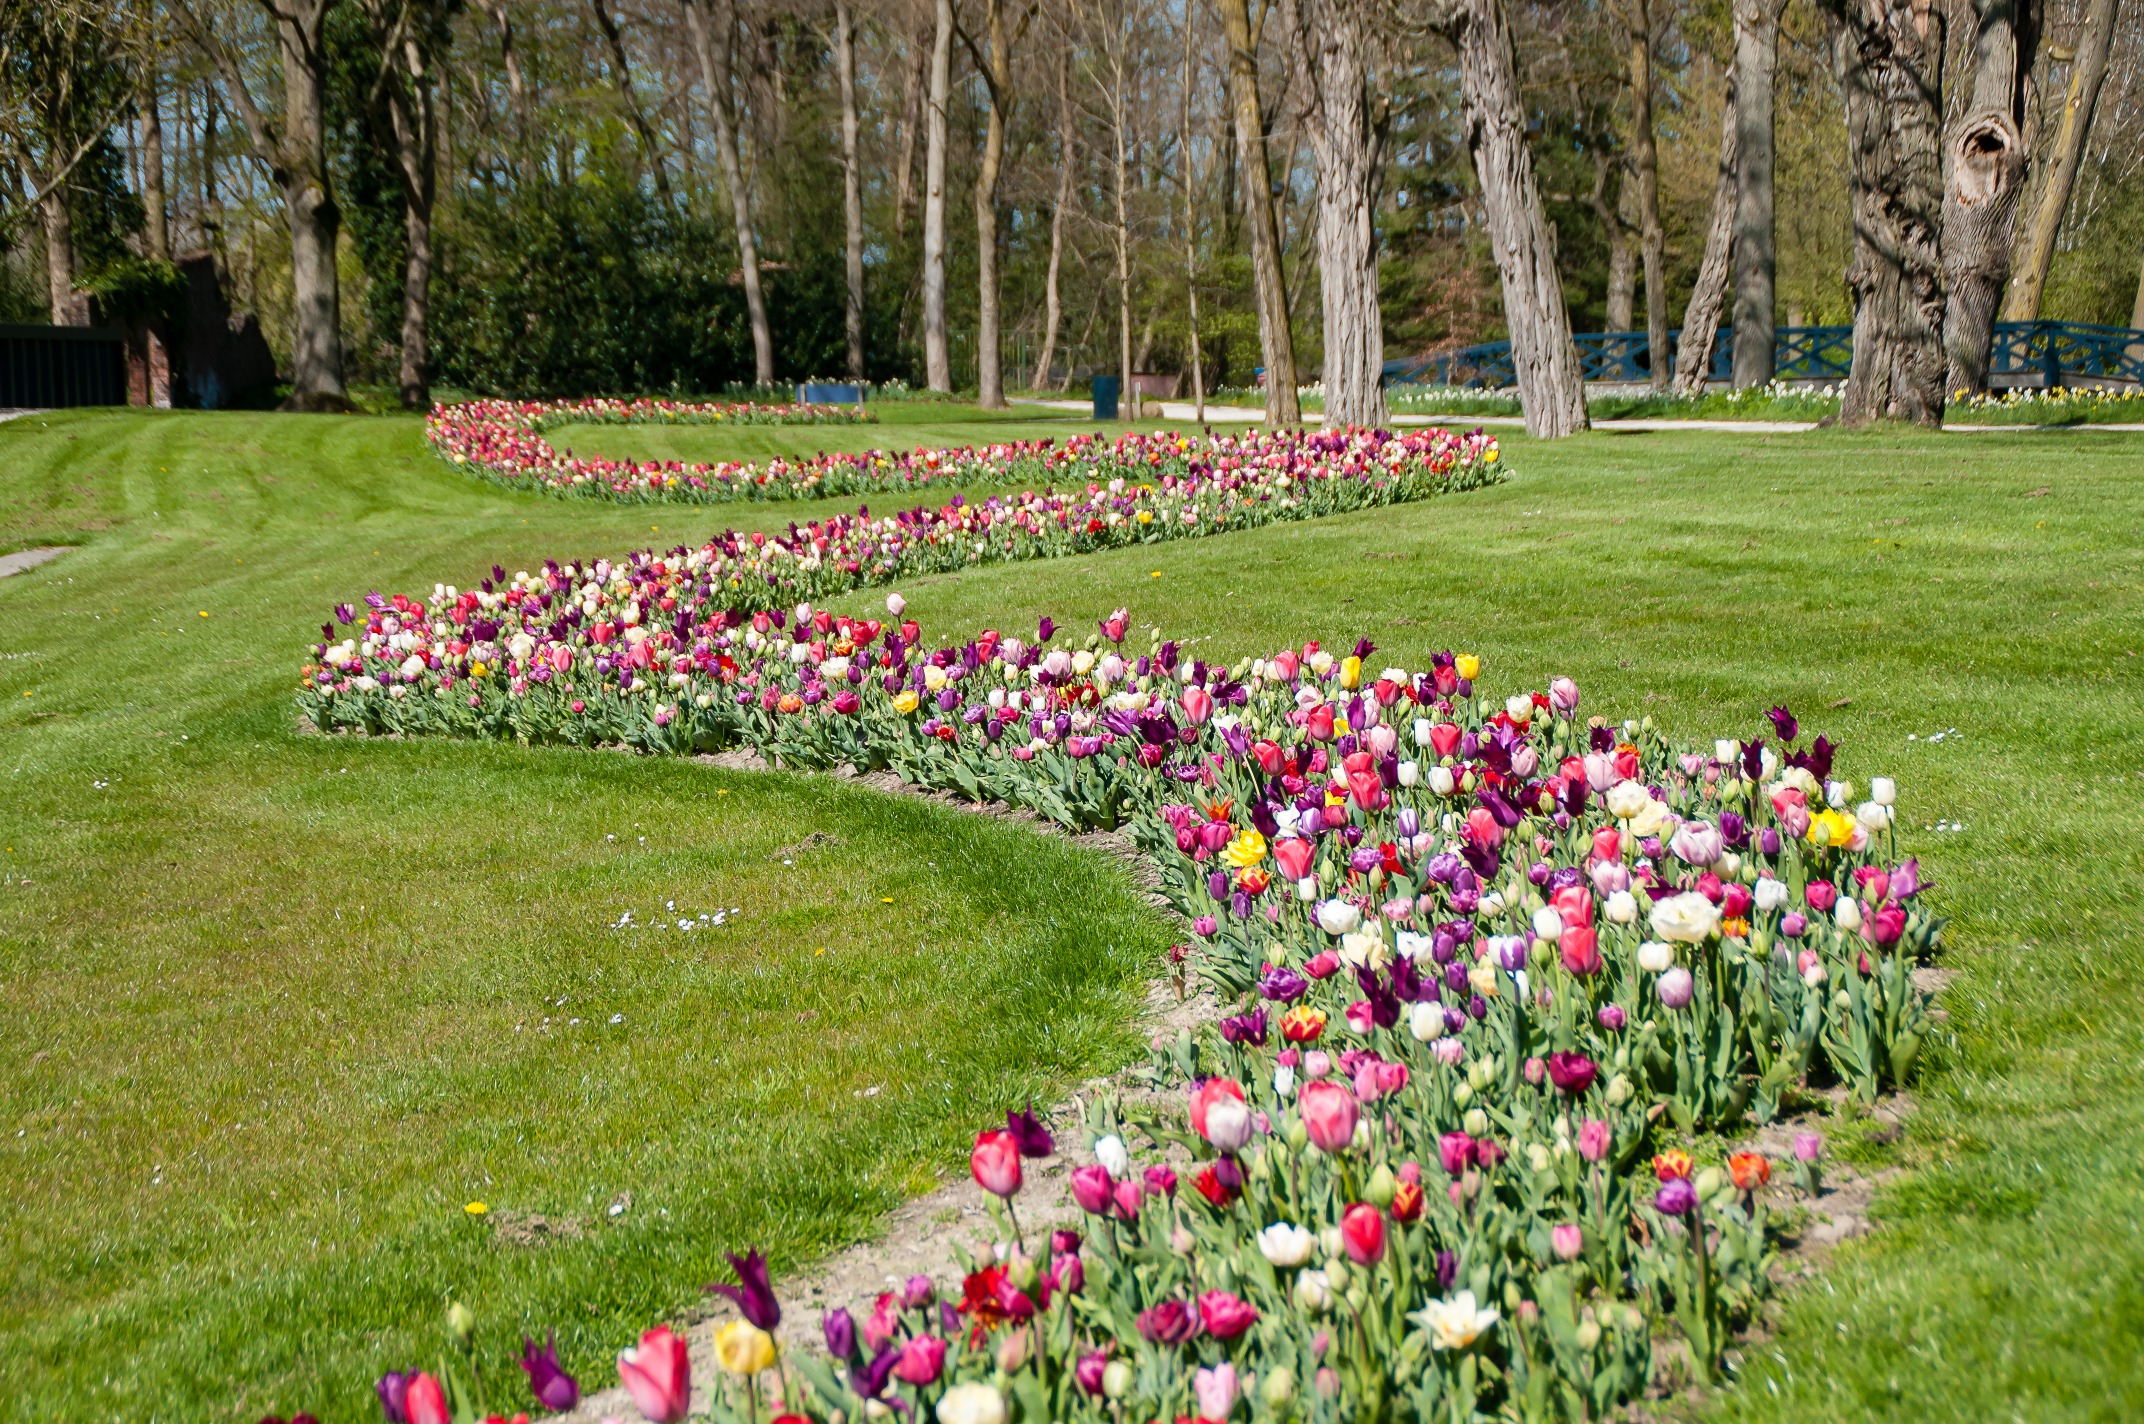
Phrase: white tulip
[
  {"left": 1094, "top": 1134, "right": 1130, "bottom": 1180},
  {"left": 1650, "top": 892, "right": 1722, "bottom": 944},
  {"left": 1258, "top": 1222, "right": 1317, "bottom": 1267},
  {"left": 1636, "top": 940, "right": 1676, "bottom": 973},
  {"left": 1395, "top": 931, "right": 1430, "bottom": 962},
  {"left": 1604, "top": 890, "right": 1638, "bottom": 924},
  {"left": 1408, "top": 1002, "right": 1447, "bottom": 1041},
  {"left": 1835, "top": 898, "right": 1864, "bottom": 932},
  {"left": 1398, "top": 760, "right": 1420, "bottom": 788},
  {"left": 1428, "top": 765, "right": 1457, "bottom": 795},
  {"left": 886, "top": 592, "right": 907, "bottom": 616},
  {"left": 1754, "top": 877, "right": 1789, "bottom": 911},
  {"left": 1413, "top": 717, "right": 1435, "bottom": 747},
  {"left": 1856, "top": 801, "right": 1892, "bottom": 832},
  {"left": 1316, "top": 899, "right": 1363, "bottom": 936},
  {"left": 1714, "top": 738, "right": 1740, "bottom": 766},
  {"left": 1293, "top": 1269, "right": 1333, "bottom": 1313},
  {"left": 937, "top": 1383, "right": 1007, "bottom": 1424},
  {"left": 1605, "top": 781, "right": 1652, "bottom": 819},
  {"left": 1870, "top": 776, "right": 1897, "bottom": 807},
  {"left": 1531, "top": 906, "right": 1565, "bottom": 940}
]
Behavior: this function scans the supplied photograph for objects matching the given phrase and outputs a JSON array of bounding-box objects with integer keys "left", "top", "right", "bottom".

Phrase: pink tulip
[
  {"left": 1070, "top": 1165, "right": 1114, "bottom": 1215},
  {"left": 893, "top": 1335, "right": 947, "bottom": 1386},
  {"left": 1551, "top": 1223, "right": 1584, "bottom": 1260},
  {"left": 1193, "top": 1362, "right": 1239, "bottom": 1423},
  {"left": 1577, "top": 1118, "right": 1612, "bottom": 1162},
  {"left": 617, "top": 1326, "right": 691, "bottom": 1424},
  {"left": 1274, "top": 837, "right": 1315, "bottom": 881},
  {"left": 1298, "top": 1079, "right": 1359, "bottom": 1152},
  {"left": 1181, "top": 686, "right": 1215, "bottom": 725},
  {"left": 971, "top": 1128, "right": 1023, "bottom": 1197}
]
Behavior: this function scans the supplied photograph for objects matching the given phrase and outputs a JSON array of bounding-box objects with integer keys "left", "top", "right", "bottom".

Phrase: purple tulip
[
  {"left": 1544, "top": 1052, "right": 1597, "bottom": 1095},
  {"left": 376, "top": 1372, "right": 411, "bottom": 1423},
  {"left": 1658, "top": 966, "right": 1695, "bottom": 1009},
  {"left": 823, "top": 1306, "right": 858, "bottom": 1360},
  {"left": 1655, "top": 1177, "right": 1698, "bottom": 1216},
  {"left": 706, "top": 1247, "right": 780, "bottom": 1329},
  {"left": 519, "top": 1331, "right": 580, "bottom": 1412},
  {"left": 1597, "top": 1004, "right": 1627, "bottom": 1032},
  {"left": 1757, "top": 826, "right": 1782, "bottom": 856},
  {"left": 1075, "top": 1349, "right": 1109, "bottom": 1395},
  {"left": 1767, "top": 705, "right": 1799, "bottom": 742},
  {"left": 1006, "top": 1103, "right": 1055, "bottom": 1157},
  {"left": 904, "top": 1273, "right": 937, "bottom": 1308},
  {"left": 1793, "top": 1131, "right": 1824, "bottom": 1163},
  {"left": 1258, "top": 966, "right": 1309, "bottom": 1002}
]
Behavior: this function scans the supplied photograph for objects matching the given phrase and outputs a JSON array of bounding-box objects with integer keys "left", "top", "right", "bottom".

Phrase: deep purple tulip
[
  {"left": 706, "top": 1247, "right": 780, "bottom": 1329},
  {"left": 823, "top": 1307, "right": 858, "bottom": 1360},
  {"left": 1767, "top": 705, "right": 1799, "bottom": 742},
  {"left": 1219, "top": 1008, "right": 1268, "bottom": 1046},
  {"left": 1757, "top": 826, "right": 1783, "bottom": 856},
  {"left": 1136, "top": 1299, "right": 1198, "bottom": 1345},
  {"left": 1434, "top": 1250, "right": 1458, "bottom": 1289},
  {"left": 1006, "top": 1103, "right": 1055, "bottom": 1157},
  {"left": 1544, "top": 1052, "right": 1597, "bottom": 1095},
  {"left": 376, "top": 1372, "right": 411, "bottom": 1423},
  {"left": 1654, "top": 1177, "right": 1698, "bottom": 1216},
  {"left": 854, "top": 1344, "right": 900, "bottom": 1398},
  {"left": 519, "top": 1331, "right": 580, "bottom": 1412}
]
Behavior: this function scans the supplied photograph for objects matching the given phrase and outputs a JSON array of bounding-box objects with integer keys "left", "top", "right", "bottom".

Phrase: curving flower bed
[
  {"left": 309, "top": 584, "right": 1932, "bottom": 1424},
  {"left": 426, "top": 397, "right": 1498, "bottom": 506}
]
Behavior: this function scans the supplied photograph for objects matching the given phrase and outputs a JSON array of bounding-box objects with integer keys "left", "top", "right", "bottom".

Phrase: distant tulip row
[
  {"left": 306, "top": 583, "right": 1931, "bottom": 1424},
  {"left": 425, "top": 396, "right": 1499, "bottom": 506}
]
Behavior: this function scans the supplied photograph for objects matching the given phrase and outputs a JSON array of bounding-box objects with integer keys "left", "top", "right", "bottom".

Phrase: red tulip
[
  {"left": 1298, "top": 1080, "right": 1359, "bottom": 1153},
  {"left": 1252, "top": 739, "right": 1285, "bottom": 776},
  {"left": 1559, "top": 925, "right": 1601, "bottom": 977},
  {"left": 1427, "top": 722, "right": 1463, "bottom": 759},
  {"left": 1348, "top": 770, "right": 1383, "bottom": 811},
  {"left": 1306, "top": 705, "right": 1336, "bottom": 741},
  {"left": 1274, "top": 837, "right": 1315, "bottom": 881},
  {"left": 405, "top": 1374, "right": 450, "bottom": 1424},
  {"left": 971, "top": 1128, "right": 1023, "bottom": 1197},
  {"left": 617, "top": 1326, "right": 691, "bottom": 1424},
  {"left": 1188, "top": 1078, "right": 1247, "bottom": 1139},
  {"left": 1340, "top": 1203, "right": 1386, "bottom": 1264}
]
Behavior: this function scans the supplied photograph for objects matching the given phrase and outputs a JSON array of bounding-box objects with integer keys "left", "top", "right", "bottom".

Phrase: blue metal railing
[{"left": 1386, "top": 320, "right": 2144, "bottom": 390}]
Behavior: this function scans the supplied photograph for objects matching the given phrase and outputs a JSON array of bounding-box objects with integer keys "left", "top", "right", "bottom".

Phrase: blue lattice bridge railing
[{"left": 1385, "top": 321, "right": 2144, "bottom": 390}]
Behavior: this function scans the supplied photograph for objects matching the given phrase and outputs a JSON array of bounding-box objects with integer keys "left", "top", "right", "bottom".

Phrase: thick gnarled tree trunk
[
  {"left": 1283, "top": 0, "right": 1388, "bottom": 428},
  {"left": 1438, "top": 0, "right": 1588, "bottom": 437},
  {"left": 1941, "top": 0, "right": 2039, "bottom": 393},
  {"left": 1219, "top": 0, "right": 1300, "bottom": 424},
  {"left": 1731, "top": 0, "right": 1782, "bottom": 388},
  {"left": 1673, "top": 74, "right": 1739, "bottom": 395},
  {"left": 1830, "top": 0, "right": 1948, "bottom": 426}
]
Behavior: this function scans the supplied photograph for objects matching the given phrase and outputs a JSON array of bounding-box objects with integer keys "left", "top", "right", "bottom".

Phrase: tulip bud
[
  {"left": 1694, "top": 1166, "right": 1724, "bottom": 1199},
  {"left": 1262, "top": 1365, "right": 1297, "bottom": 1407},
  {"left": 1101, "top": 1361, "right": 1134, "bottom": 1399},
  {"left": 446, "top": 1301, "right": 475, "bottom": 1347},
  {"left": 1365, "top": 1164, "right": 1397, "bottom": 1208},
  {"left": 1576, "top": 1317, "right": 1602, "bottom": 1350},
  {"left": 1462, "top": 1107, "right": 1488, "bottom": 1138}
]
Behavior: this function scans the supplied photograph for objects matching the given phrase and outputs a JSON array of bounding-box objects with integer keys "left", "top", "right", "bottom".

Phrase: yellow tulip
[
  {"left": 1454, "top": 653, "right": 1480, "bottom": 682},
  {"left": 1339, "top": 655, "right": 1362, "bottom": 690},
  {"left": 891, "top": 690, "right": 920, "bottom": 715},
  {"left": 715, "top": 1320, "right": 775, "bottom": 1376},
  {"left": 1221, "top": 830, "right": 1267, "bottom": 869}
]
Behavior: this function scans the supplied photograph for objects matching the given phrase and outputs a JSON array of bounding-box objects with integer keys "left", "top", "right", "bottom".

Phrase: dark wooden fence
[{"left": 0, "top": 324, "right": 127, "bottom": 408}]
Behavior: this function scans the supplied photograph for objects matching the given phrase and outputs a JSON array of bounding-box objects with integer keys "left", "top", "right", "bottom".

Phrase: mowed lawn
[{"left": 0, "top": 407, "right": 2139, "bottom": 1423}]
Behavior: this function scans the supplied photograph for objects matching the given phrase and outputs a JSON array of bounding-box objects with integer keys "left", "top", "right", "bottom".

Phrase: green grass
[{"left": 4, "top": 406, "right": 2143, "bottom": 1422}]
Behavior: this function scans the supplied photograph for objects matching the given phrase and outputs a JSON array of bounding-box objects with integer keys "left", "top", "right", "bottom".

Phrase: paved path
[
  {"left": 1010, "top": 397, "right": 2144, "bottom": 435},
  {"left": 0, "top": 547, "right": 68, "bottom": 580}
]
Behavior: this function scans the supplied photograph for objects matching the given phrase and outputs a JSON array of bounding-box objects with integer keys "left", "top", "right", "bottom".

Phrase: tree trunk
[
  {"left": 40, "top": 190, "right": 81, "bottom": 324},
  {"left": 1030, "top": 57, "right": 1074, "bottom": 392},
  {"left": 485, "top": 0, "right": 529, "bottom": 143},
  {"left": 143, "top": 76, "right": 170, "bottom": 262},
  {"left": 893, "top": 27, "right": 927, "bottom": 242},
  {"left": 1942, "top": 0, "right": 2040, "bottom": 393},
  {"left": 1603, "top": 175, "right": 1636, "bottom": 331},
  {"left": 1439, "top": 0, "right": 1589, "bottom": 436},
  {"left": 973, "top": 0, "right": 1011, "bottom": 409},
  {"left": 834, "top": 0, "right": 865, "bottom": 379},
  {"left": 2132, "top": 246, "right": 2144, "bottom": 329},
  {"left": 1673, "top": 73, "right": 1739, "bottom": 395},
  {"left": 1110, "top": 38, "right": 1135, "bottom": 418},
  {"left": 2002, "top": 0, "right": 2118, "bottom": 321},
  {"left": 400, "top": 199, "right": 432, "bottom": 408},
  {"left": 921, "top": 0, "right": 953, "bottom": 391},
  {"left": 1181, "top": 7, "right": 1205, "bottom": 423},
  {"left": 1830, "top": 0, "right": 1948, "bottom": 426},
  {"left": 1731, "top": 0, "right": 1781, "bottom": 387},
  {"left": 1626, "top": 0, "right": 1668, "bottom": 389},
  {"left": 1217, "top": 0, "right": 1300, "bottom": 423},
  {"left": 684, "top": 0, "right": 774, "bottom": 386},
  {"left": 273, "top": 3, "right": 347, "bottom": 408},
  {"left": 1283, "top": 0, "right": 1388, "bottom": 428}
]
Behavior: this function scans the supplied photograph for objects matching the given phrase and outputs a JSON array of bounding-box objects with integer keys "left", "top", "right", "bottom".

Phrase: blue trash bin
[
  {"left": 798, "top": 382, "right": 864, "bottom": 405},
  {"left": 1092, "top": 375, "right": 1120, "bottom": 421}
]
